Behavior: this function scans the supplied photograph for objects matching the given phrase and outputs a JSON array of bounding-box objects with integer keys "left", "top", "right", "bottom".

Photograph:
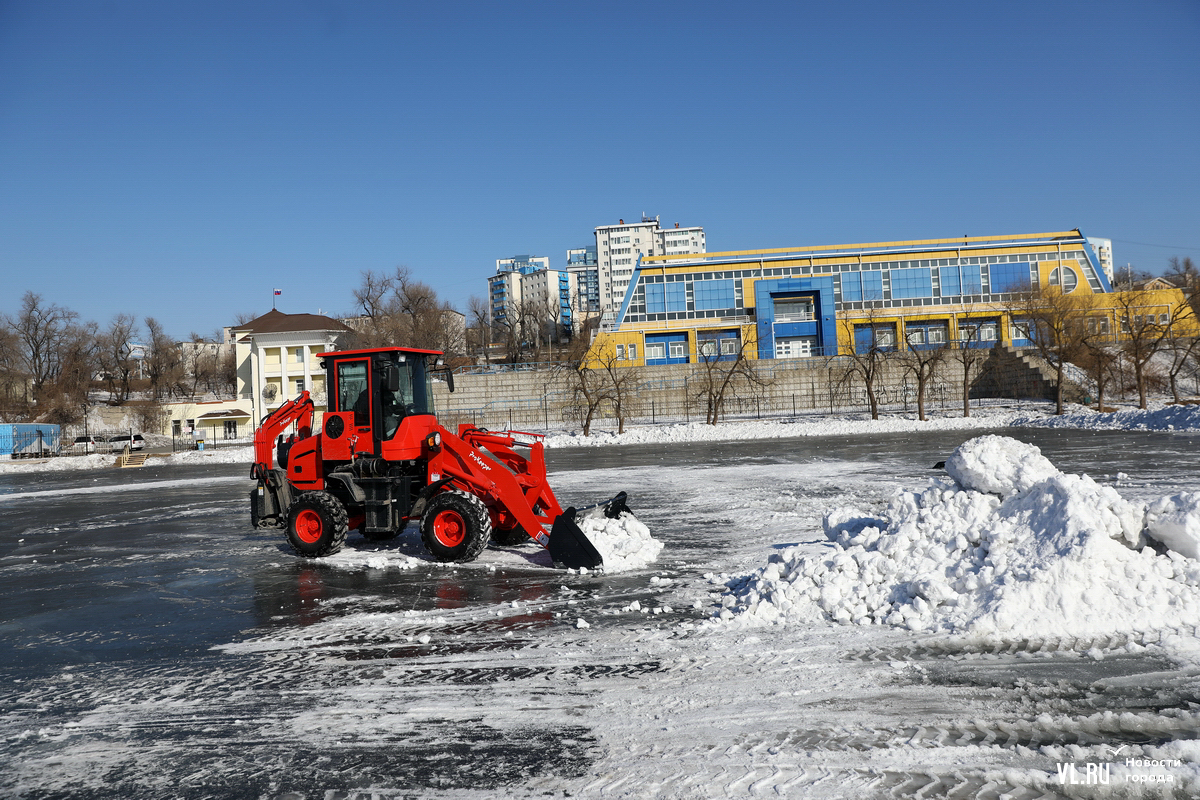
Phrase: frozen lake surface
[{"left": 2, "top": 427, "right": 1199, "bottom": 798}]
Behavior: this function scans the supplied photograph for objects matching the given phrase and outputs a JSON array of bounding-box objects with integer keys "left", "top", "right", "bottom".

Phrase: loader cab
[{"left": 320, "top": 347, "right": 443, "bottom": 460}]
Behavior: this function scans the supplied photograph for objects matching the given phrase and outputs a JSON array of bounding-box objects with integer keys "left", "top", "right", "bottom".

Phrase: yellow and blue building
[{"left": 588, "top": 229, "right": 1187, "bottom": 365}]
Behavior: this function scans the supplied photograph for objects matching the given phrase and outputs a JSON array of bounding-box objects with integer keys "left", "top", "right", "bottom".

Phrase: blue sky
[{"left": 1, "top": 0, "right": 1198, "bottom": 340}]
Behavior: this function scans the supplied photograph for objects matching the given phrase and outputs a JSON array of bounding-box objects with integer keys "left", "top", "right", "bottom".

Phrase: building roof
[
  {"left": 235, "top": 309, "right": 352, "bottom": 335},
  {"left": 198, "top": 409, "right": 251, "bottom": 420}
]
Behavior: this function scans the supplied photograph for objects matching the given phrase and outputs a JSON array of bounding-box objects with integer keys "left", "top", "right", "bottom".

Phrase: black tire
[
  {"left": 491, "top": 524, "right": 529, "bottom": 546},
  {"left": 420, "top": 490, "right": 492, "bottom": 563},
  {"left": 286, "top": 491, "right": 349, "bottom": 557}
]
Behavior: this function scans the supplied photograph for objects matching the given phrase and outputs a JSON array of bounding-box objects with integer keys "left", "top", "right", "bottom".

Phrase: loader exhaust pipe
[{"left": 548, "top": 491, "right": 631, "bottom": 570}]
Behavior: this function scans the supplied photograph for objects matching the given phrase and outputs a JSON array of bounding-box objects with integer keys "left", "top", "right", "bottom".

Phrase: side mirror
[{"left": 382, "top": 362, "right": 401, "bottom": 393}]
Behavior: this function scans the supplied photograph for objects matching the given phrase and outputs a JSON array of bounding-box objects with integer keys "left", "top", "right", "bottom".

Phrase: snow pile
[
  {"left": 577, "top": 512, "right": 663, "bottom": 573},
  {"left": 163, "top": 446, "right": 253, "bottom": 465},
  {"left": 1144, "top": 493, "right": 1200, "bottom": 559},
  {"left": 942, "top": 434, "right": 1059, "bottom": 496},
  {"left": 720, "top": 435, "right": 1200, "bottom": 637},
  {"left": 1012, "top": 402, "right": 1200, "bottom": 432}
]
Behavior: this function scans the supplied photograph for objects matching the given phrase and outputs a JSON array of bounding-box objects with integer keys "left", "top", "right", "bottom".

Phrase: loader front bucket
[{"left": 547, "top": 492, "right": 632, "bottom": 570}]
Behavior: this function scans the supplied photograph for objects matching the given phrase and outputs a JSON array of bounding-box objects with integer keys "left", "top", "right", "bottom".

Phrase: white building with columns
[
  {"left": 160, "top": 310, "right": 353, "bottom": 444},
  {"left": 233, "top": 309, "right": 353, "bottom": 426}
]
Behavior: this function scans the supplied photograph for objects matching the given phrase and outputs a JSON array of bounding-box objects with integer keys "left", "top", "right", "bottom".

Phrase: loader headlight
[{"left": 425, "top": 432, "right": 442, "bottom": 451}]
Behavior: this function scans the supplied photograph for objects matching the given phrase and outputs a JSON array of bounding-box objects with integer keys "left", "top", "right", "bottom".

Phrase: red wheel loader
[{"left": 249, "top": 347, "right": 629, "bottom": 570}]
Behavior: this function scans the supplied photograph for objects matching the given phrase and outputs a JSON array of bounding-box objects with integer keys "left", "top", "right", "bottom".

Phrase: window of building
[
  {"left": 1047, "top": 266, "right": 1078, "bottom": 293},
  {"left": 628, "top": 343, "right": 637, "bottom": 360},
  {"left": 172, "top": 419, "right": 182, "bottom": 436},
  {"left": 891, "top": 268, "right": 933, "bottom": 300},
  {"left": 224, "top": 420, "right": 239, "bottom": 440},
  {"left": 645, "top": 341, "right": 666, "bottom": 360},
  {"left": 939, "top": 266, "right": 961, "bottom": 297},
  {"left": 694, "top": 279, "right": 735, "bottom": 311},
  {"left": 989, "top": 262, "right": 1032, "bottom": 293},
  {"left": 773, "top": 296, "right": 814, "bottom": 321},
  {"left": 669, "top": 340, "right": 686, "bottom": 359},
  {"left": 615, "top": 344, "right": 625, "bottom": 360}
]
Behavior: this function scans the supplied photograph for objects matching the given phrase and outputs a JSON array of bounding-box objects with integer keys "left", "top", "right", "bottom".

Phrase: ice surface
[
  {"left": 722, "top": 435, "right": 1200, "bottom": 637},
  {"left": 576, "top": 511, "right": 663, "bottom": 572}
]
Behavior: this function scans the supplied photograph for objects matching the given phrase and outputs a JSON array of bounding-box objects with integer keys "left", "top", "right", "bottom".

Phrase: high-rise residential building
[
  {"left": 594, "top": 215, "right": 705, "bottom": 323},
  {"left": 488, "top": 255, "right": 574, "bottom": 342},
  {"left": 1087, "top": 237, "right": 1114, "bottom": 284},
  {"left": 566, "top": 245, "right": 599, "bottom": 319}
]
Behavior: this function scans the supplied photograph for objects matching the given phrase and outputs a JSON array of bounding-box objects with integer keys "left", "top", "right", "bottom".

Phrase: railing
[{"left": 453, "top": 360, "right": 570, "bottom": 375}]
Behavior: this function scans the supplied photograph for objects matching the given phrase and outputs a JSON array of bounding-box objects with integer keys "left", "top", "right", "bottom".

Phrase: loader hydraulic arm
[{"left": 252, "top": 390, "right": 314, "bottom": 478}]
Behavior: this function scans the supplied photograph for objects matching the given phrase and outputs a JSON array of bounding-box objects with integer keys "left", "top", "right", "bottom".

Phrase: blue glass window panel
[
  {"left": 841, "top": 272, "right": 862, "bottom": 302},
  {"left": 990, "top": 262, "right": 1031, "bottom": 293},
  {"left": 939, "top": 266, "right": 961, "bottom": 296},
  {"left": 665, "top": 282, "right": 688, "bottom": 312},
  {"left": 645, "top": 283, "right": 665, "bottom": 313},
  {"left": 891, "top": 268, "right": 933, "bottom": 300},
  {"left": 861, "top": 271, "right": 884, "bottom": 301},
  {"left": 961, "top": 265, "right": 982, "bottom": 294},
  {"left": 694, "top": 279, "right": 734, "bottom": 311}
]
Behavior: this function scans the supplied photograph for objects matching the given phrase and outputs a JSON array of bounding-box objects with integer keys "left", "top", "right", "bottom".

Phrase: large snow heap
[{"left": 720, "top": 435, "right": 1200, "bottom": 637}]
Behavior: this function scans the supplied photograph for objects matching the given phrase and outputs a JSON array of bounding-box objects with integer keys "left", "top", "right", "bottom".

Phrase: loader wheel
[
  {"left": 286, "top": 491, "right": 348, "bottom": 558},
  {"left": 421, "top": 491, "right": 491, "bottom": 563}
]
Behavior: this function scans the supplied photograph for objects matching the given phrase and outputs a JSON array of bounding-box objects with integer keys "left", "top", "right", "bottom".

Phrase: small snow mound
[
  {"left": 577, "top": 512, "right": 663, "bottom": 573},
  {"left": 943, "top": 434, "right": 1059, "bottom": 497},
  {"left": 1144, "top": 493, "right": 1200, "bottom": 559}
]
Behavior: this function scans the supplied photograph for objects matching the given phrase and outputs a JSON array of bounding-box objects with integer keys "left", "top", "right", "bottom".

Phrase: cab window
[{"left": 336, "top": 360, "right": 371, "bottom": 427}]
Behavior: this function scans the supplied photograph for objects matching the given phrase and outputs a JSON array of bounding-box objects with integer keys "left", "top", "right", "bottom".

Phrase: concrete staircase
[{"left": 973, "top": 343, "right": 1086, "bottom": 403}]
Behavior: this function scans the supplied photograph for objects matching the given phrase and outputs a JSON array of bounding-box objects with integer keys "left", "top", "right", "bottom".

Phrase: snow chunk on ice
[
  {"left": 1144, "top": 492, "right": 1200, "bottom": 559},
  {"left": 577, "top": 512, "right": 663, "bottom": 573},
  {"left": 721, "top": 434, "right": 1200, "bottom": 638},
  {"left": 943, "top": 434, "right": 1059, "bottom": 497}
]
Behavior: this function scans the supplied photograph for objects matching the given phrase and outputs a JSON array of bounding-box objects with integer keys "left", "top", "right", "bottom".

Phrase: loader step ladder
[{"left": 114, "top": 446, "right": 149, "bottom": 468}]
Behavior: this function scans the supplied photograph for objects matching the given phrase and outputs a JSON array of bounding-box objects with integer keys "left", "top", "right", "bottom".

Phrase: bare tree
[
  {"left": 1167, "top": 256, "right": 1199, "bottom": 319},
  {"left": 144, "top": 317, "right": 183, "bottom": 400},
  {"left": 98, "top": 313, "right": 139, "bottom": 404},
  {"left": 1111, "top": 289, "right": 1190, "bottom": 408},
  {"left": 947, "top": 320, "right": 990, "bottom": 418},
  {"left": 1166, "top": 334, "right": 1200, "bottom": 403},
  {"left": 839, "top": 310, "right": 895, "bottom": 420},
  {"left": 1008, "top": 286, "right": 1088, "bottom": 415},
  {"left": 593, "top": 346, "right": 642, "bottom": 434},
  {"left": 352, "top": 267, "right": 462, "bottom": 354},
  {"left": 898, "top": 329, "right": 947, "bottom": 421},
  {"left": 8, "top": 292, "right": 80, "bottom": 404},
  {"left": 692, "top": 331, "right": 769, "bottom": 425},
  {"left": 44, "top": 321, "right": 99, "bottom": 425},
  {"left": 465, "top": 295, "right": 492, "bottom": 357},
  {"left": 1076, "top": 318, "right": 1121, "bottom": 411},
  {"left": 0, "top": 323, "right": 25, "bottom": 415},
  {"left": 557, "top": 337, "right": 612, "bottom": 436}
]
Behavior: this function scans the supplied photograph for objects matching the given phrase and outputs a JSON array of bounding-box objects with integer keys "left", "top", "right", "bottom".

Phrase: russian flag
[{"left": 274, "top": 289, "right": 282, "bottom": 296}]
